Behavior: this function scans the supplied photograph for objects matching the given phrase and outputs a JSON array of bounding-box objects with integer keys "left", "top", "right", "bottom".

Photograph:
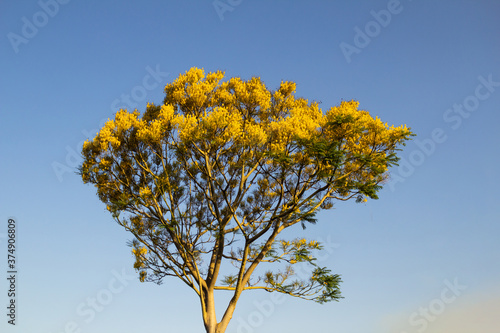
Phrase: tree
[{"left": 79, "top": 67, "right": 414, "bottom": 333}]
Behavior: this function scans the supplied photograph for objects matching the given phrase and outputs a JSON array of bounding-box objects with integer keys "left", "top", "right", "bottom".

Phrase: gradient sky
[{"left": 1, "top": 1, "right": 499, "bottom": 332}]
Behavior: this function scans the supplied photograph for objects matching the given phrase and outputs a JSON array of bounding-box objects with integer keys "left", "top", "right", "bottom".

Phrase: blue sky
[{"left": 1, "top": 0, "right": 499, "bottom": 332}]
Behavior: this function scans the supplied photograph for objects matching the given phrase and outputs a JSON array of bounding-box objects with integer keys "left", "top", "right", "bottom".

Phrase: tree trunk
[
  {"left": 214, "top": 299, "right": 237, "bottom": 333},
  {"left": 201, "top": 288, "right": 238, "bottom": 333},
  {"left": 202, "top": 287, "right": 218, "bottom": 333}
]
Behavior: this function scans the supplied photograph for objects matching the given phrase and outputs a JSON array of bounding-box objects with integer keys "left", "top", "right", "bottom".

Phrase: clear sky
[{"left": 1, "top": 0, "right": 499, "bottom": 332}]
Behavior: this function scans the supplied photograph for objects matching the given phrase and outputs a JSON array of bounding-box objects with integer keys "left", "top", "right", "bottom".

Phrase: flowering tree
[{"left": 79, "top": 67, "right": 413, "bottom": 333}]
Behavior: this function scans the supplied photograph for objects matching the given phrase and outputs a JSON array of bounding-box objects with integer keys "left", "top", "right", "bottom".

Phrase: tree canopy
[{"left": 79, "top": 67, "right": 413, "bottom": 333}]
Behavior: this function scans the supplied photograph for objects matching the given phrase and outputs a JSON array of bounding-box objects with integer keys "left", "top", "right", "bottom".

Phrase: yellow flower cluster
[
  {"left": 227, "top": 77, "right": 272, "bottom": 111},
  {"left": 139, "top": 186, "right": 152, "bottom": 198},
  {"left": 132, "top": 246, "right": 147, "bottom": 256},
  {"left": 89, "top": 109, "right": 141, "bottom": 151},
  {"left": 89, "top": 68, "right": 409, "bottom": 160},
  {"left": 242, "top": 121, "right": 268, "bottom": 145},
  {"left": 97, "top": 119, "right": 120, "bottom": 150},
  {"left": 115, "top": 109, "right": 140, "bottom": 132},
  {"left": 164, "top": 68, "right": 225, "bottom": 111},
  {"left": 98, "top": 158, "right": 112, "bottom": 171},
  {"left": 268, "top": 100, "right": 323, "bottom": 152},
  {"left": 132, "top": 245, "right": 148, "bottom": 273},
  {"left": 174, "top": 113, "right": 198, "bottom": 142},
  {"left": 82, "top": 68, "right": 412, "bottom": 208},
  {"left": 272, "top": 81, "right": 297, "bottom": 111},
  {"left": 323, "top": 100, "right": 410, "bottom": 160}
]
